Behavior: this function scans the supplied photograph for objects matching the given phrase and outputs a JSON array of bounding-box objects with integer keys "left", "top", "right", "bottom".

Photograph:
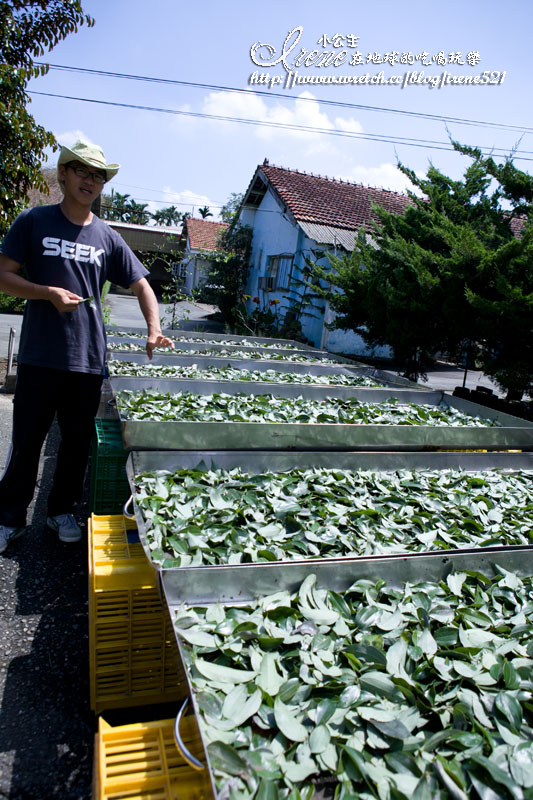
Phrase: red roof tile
[
  {"left": 185, "top": 218, "right": 228, "bottom": 251},
  {"left": 257, "top": 164, "right": 411, "bottom": 230}
]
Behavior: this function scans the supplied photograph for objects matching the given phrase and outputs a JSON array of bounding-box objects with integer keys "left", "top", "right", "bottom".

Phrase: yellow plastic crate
[
  {"left": 89, "top": 515, "right": 186, "bottom": 713},
  {"left": 93, "top": 717, "right": 214, "bottom": 800}
]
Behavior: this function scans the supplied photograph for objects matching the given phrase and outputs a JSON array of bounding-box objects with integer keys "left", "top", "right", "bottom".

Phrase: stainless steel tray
[
  {"left": 125, "top": 448, "right": 533, "bottom": 597},
  {"left": 127, "top": 448, "right": 533, "bottom": 475},
  {"left": 163, "top": 547, "right": 533, "bottom": 788},
  {"left": 107, "top": 335, "right": 354, "bottom": 362},
  {"left": 107, "top": 349, "right": 421, "bottom": 386},
  {"left": 162, "top": 545, "right": 533, "bottom": 605},
  {"left": 110, "top": 376, "right": 436, "bottom": 403},
  {"left": 116, "top": 390, "right": 533, "bottom": 451},
  {"left": 105, "top": 324, "right": 313, "bottom": 350}
]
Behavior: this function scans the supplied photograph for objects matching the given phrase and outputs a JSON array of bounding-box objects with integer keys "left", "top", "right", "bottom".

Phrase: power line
[
  {"left": 36, "top": 62, "right": 533, "bottom": 135},
  {"left": 106, "top": 195, "right": 224, "bottom": 210},
  {"left": 30, "top": 90, "right": 533, "bottom": 161},
  {"left": 106, "top": 181, "right": 226, "bottom": 207}
]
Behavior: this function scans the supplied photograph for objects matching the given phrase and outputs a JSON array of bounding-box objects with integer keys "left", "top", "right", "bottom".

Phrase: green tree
[
  {"left": 219, "top": 192, "right": 243, "bottom": 223},
  {"left": 0, "top": 1, "right": 94, "bottom": 236},
  {"left": 198, "top": 205, "right": 213, "bottom": 219},
  {"left": 123, "top": 199, "right": 151, "bottom": 225},
  {"left": 454, "top": 144, "right": 533, "bottom": 397},
  {"left": 152, "top": 205, "right": 181, "bottom": 226},
  {"left": 196, "top": 223, "right": 253, "bottom": 324},
  {"left": 315, "top": 144, "right": 532, "bottom": 393},
  {"left": 101, "top": 189, "right": 132, "bottom": 221}
]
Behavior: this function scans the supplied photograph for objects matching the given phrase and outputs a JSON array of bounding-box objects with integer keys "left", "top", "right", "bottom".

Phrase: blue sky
[{"left": 28, "top": 0, "right": 532, "bottom": 221}]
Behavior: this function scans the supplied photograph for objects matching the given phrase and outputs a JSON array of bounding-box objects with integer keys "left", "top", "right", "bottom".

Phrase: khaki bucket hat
[{"left": 57, "top": 140, "right": 120, "bottom": 189}]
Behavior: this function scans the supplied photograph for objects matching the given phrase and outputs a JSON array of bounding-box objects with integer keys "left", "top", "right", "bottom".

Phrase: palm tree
[
  {"left": 198, "top": 205, "right": 213, "bottom": 219},
  {"left": 152, "top": 205, "right": 182, "bottom": 226},
  {"left": 152, "top": 208, "right": 169, "bottom": 226},
  {"left": 101, "top": 189, "right": 131, "bottom": 221},
  {"left": 124, "top": 200, "right": 151, "bottom": 225}
]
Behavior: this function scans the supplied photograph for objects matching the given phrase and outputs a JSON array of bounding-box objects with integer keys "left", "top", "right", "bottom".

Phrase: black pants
[{"left": 0, "top": 365, "right": 103, "bottom": 528}]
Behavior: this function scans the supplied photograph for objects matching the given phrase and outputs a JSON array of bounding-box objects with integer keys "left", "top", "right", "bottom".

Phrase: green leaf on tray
[{"left": 175, "top": 570, "right": 533, "bottom": 799}]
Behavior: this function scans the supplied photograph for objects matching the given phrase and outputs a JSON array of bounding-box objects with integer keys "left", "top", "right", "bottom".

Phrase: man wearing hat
[{"left": 0, "top": 139, "right": 173, "bottom": 553}]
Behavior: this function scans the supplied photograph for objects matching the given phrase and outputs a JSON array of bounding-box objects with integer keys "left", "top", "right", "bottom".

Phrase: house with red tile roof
[
  {"left": 239, "top": 160, "right": 411, "bottom": 353},
  {"left": 178, "top": 217, "right": 229, "bottom": 294}
]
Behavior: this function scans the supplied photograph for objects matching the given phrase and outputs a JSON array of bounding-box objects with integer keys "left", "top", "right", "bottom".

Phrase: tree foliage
[
  {"left": 0, "top": 1, "right": 94, "bottom": 236},
  {"left": 197, "top": 223, "right": 253, "bottom": 323},
  {"left": 219, "top": 192, "right": 243, "bottom": 223},
  {"left": 152, "top": 205, "right": 181, "bottom": 226},
  {"left": 316, "top": 143, "right": 532, "bottom": 394}
]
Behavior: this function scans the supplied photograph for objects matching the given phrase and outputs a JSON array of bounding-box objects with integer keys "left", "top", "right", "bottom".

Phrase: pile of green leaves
[
  {"left": 133, "top": 467, "right": 532, "bottom": 566},
  {"left": 107, "top": 342, "right": 174, "bottom": 353},
  {"left": 108, "top": 360, "right": 380, "bottom": 387},
  {"left": 175, "top": 570, "right": 533, "bottom": 799},
  {"left": 107, "top": 343, "right": 342, "bottom": 364},
  {"left": 111, "top": 331, "right": 301, "bottom": 351},
  {"left": 118, "top": 390, "right": 498, "bottom": 427}
]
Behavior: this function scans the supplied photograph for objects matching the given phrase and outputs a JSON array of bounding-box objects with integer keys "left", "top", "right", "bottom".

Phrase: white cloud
[
  {"left": 148, "top": 187, "right": 219, "bottom": 219},
  {"left": 202, "top": 90, "right": 269, "bottom": 128},
  {"left": 343, "top": 162, "right": 418, "bottom": 193},
  {"left": 55, "top": 129, "right": 96, "bottom": 148},
  {"left": 199, "top": 90, "right": 364, "bottom": 156},
  {"left": 334, "top": 117, "right": 364, "bottom": 134}
]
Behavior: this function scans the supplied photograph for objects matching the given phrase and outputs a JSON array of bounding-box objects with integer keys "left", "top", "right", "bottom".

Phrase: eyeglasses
[{"left": 67, "top": 163, "right": 107, "bottom": 184}]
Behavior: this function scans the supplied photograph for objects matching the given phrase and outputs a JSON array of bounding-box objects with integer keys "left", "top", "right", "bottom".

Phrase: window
[
  {"left": 171, "top": 260, "right": 188, "bottom": 282},
  {"left": 265, "top": 254, "right": 294, "bottom": 290}
]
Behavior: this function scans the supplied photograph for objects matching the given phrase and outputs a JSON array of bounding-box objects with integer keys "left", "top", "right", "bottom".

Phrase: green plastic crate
[{"left": 89, "top": 418, "right": 130, "bottom": 514}]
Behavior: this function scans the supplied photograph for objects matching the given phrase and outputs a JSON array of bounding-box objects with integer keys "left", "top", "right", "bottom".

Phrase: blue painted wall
[{"left": 241, "top": 188, "right": 392, "bottom": 357}]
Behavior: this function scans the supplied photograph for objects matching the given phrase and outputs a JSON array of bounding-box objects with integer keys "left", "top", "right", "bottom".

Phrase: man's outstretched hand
[{"left": 146, "top": 333, "right": 174, "bottom": 359}]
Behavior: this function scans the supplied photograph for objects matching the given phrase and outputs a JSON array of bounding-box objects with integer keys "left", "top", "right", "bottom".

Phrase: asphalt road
[
  {"left": 105, "top": 292, "right": 223, "bottom": 332},
  {"left": 0, "top": 398, "right": 95, "bottom": 799}
]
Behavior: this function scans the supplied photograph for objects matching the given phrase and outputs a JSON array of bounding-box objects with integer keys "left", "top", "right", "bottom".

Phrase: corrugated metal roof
[
  {"left": 298, "top": 222, "right": 378, "bottom": 252},
  {"left": 298, "top": 222, "right": 358, "bottom": 251},
  {"left": 105, "top": 221, "right": 182, "bottom": 254},
  {"left": 106, "top": 220, "right": 181, "bottom": 235}
]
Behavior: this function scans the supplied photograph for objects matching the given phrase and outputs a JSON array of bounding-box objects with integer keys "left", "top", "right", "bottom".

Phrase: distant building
[
  {"left": 178, "top": 218, "right": 229, "bottom": 295},
  {"left": 238, "top": 160, "right": 410, "bottom": 354},
  {"left": 103, "top": 220, "right": 182, "bottom": 294}
]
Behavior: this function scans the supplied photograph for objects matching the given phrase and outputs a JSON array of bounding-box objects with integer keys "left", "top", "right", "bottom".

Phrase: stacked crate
[
  {"left": 93, "top": 716, "right": 212, "bottom": 800},
  {"left": 88, "top": 514, "right": 186, "bottom": 714},
  {"left": 89, "top": 418, "right": 130, "bottom": 515}
]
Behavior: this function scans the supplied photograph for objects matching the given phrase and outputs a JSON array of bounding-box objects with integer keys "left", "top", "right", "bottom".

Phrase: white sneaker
[
  {"left": 0, "top": 524, "right": 26, "bottom": 554},
  {"left": 47, "top": 514, "right": 82, "bottom": 543}
]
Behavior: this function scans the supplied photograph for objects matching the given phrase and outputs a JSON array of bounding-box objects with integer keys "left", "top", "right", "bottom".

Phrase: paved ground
[
  {"left": 105, "top": 292, "right": 223, "bottom": 333},
  {"left": 0, "top": 296, "right": 506, "bottom": 798},
  {"left": 0, "top": 408, "right": 95, "bottom": 799}
]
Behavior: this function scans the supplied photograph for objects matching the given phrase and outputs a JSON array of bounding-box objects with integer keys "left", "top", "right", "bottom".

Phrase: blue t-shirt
[{"left": 1, "top": 205, "right": 148, "bottom": 374}]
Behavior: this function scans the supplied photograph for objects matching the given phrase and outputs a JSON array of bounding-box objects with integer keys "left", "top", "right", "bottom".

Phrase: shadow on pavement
[{"left": 0, "top": 422, "right": 95, "bottom": 799}]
